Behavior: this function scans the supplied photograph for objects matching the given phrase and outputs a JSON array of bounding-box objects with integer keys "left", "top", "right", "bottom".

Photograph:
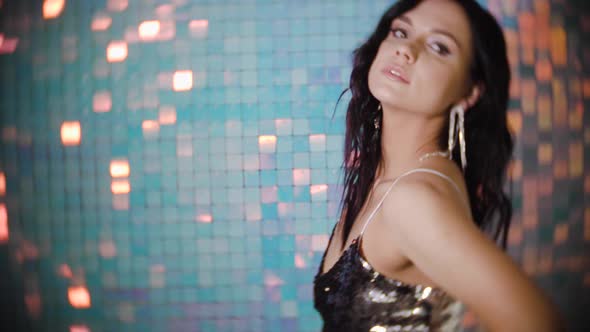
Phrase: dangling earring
[
  {"left": 448, "top": 104, "right": 467, "bottom": 171},
  {"left": 374, "top": 104, "right": 382, "bottom": 130}
]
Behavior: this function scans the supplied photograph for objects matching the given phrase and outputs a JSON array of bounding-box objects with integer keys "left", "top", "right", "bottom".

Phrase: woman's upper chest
[{"left": 321, "top": 188, "right": 410, "bottom": 276}]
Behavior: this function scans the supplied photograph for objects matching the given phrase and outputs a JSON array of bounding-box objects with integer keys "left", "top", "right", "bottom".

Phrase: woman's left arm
[{"left": 380, "top": 177, "right": 566, "bottom": 332}]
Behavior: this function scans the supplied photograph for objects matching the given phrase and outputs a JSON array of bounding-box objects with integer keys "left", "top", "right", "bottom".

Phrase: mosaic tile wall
[{"left": 0, "top": 0, "right": 588, "bottom": 331}]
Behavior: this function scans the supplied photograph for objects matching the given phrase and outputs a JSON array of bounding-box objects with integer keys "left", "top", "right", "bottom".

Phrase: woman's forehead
[{"left": 396, "top": 0, "right": 472, "bottom": 41}]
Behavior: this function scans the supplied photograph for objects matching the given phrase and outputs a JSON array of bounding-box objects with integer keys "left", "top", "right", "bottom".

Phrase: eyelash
[{"left": 390, "top": 27, "right": 451, "bottom": 56}]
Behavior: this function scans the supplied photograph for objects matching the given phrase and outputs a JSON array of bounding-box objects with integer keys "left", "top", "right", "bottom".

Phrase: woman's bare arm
[{"left": 380, "top": 174, "right": 565, "bottom": 332}]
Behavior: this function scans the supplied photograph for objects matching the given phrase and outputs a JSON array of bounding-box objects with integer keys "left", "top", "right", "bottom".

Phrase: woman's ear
[{"left": 465, "top": 83, "right": 484, "bottom": 108}]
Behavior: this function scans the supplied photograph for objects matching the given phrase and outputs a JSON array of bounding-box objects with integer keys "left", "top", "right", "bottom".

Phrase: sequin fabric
[
  {"left": 313, "top": 168, "right": 467, "bottom": 332},
  {"left": 313, "top": 227, "right": 465, "bottom": 332}
]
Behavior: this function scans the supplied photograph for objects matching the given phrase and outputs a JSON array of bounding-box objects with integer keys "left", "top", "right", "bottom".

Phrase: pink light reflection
[
  {"left": 158, "top": 106, "right": 176, "bottom": 125},
  {"left": 123, "top": 27, "right": 140, "bottom": 43},
  {"left": 157, "top": 72, "right": 173, "bottom": 88},
  {"left": 58, "top": 264, "right": 73, "bottom": 279},
  {"left": 70, "top": 325, "right": 91, "bottom": 332},
  {"left": 107, "top": 0, "right": 128, "bottom": 12},
  {"left": 111, "top": 180, "right": 130, "bottom": 194},
  {"left": 245, "top": 204, "right": 261, "bottom": 221},
  {"left": 43, "top": 0, "right": 65, "bottom": 19},
  {"left": 151, "top": 264, "right": 166, "bottom": 273},
  {"left": 0, "top": 37, "right": 18, "bottom": 54},
  {"left": 112, "top": 195, "right": 130, "bottom": 210},
  {"left": 99, "top": 240, "right": 117, "bottom": 258},
  {"left": 20, "top": 240, "right": 39, "bottom": 260},
  {"left": 275, "top": 118, "right": 292, "bottom": 135},
  {"left": 196, "top": 214, "right": 213, "bottom": 223},
  {"left": 0, "top": 203, "right": 8, "bottom": 243},
  {"left": 106, "top": 41, "right": 127, "bottom": 62},
  {"left": 189, "top": 20, "right": 209, "bottom": 39},
  {"left": 0, "top": 172, "right": 5, "bottom": 196},
  {"left": 264, "top": 271, "right": 285, "bottom": 287},
  {"left": 142, "top": 120, "right": 160, "bottom": 137},
  {"left": 310, "top": 184, "right": 327, "bottom": 201},
  {"left": 25, "top": 293, "right": 42, "bottom": 318},
  {"left": 173, "top": 70, "right": 193, "bottom": 91},
  {"left": 243, "top": 155, "right": 260, "bottom": 171},
  {"left": 2, "top": 126, "right": 17, "bottom": 141},
  {"left": 309, "top": 134, "right": 326, "bottom": 151},
  {"left": 156, "top": 21, "right": 175, "bottom": 41},
  {"left": 110, "top": 160, "right": 130, "bottom": 178},
  {"left": 91, "top": 14, "right": 112, "bottom": 31},
  {"left": 93, "top": 91, "right": 112, "bottom": 113},
  {"left": 138, "top": 20, "right": 160, "bottom": 40},
  {"left": 68, "top": 286, "right": 91, "bottom": 308},
  {"left": 261, "top": 186, "right": 277, "bottom": 203},
  {"left": 294, "top": 253, "right": 306, "bottom": 268},
  {"left": 278, "top": 203, "right": 292, "bottom": 218},
  {"left": 150, "top": 264, "right": 166, "bottom": 288},
  {"left": 155, "top": 4, "right": 174, "bottom": 18},
  {"left": 258, "top": 135, "right": 277, "bottom": 153},
  {"left": 60, "top": 121, "right": 81, "bottom": 146},
  {"left": 292, "top": 169, "right": 310, "bottom": 185},
  {"left": 132, "top": 21, "right": 175, "bottom": 42},
  {"left": 310, "top": 184, "right": 327, "bottom": 196}
]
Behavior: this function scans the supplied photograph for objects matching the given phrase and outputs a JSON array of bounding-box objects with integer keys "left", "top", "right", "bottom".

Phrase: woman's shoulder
[
  {"left": 381, "top": 174, "right": 467, "bottom": 225},
  {"left": 383, "top": 159, "right": 470, "bottom": 215},
  {"left": 374, "top": 159, "right": 475, "bottom": 258},
  {"left": 375, "top": 161, "right": 565, "bottom": 332}
]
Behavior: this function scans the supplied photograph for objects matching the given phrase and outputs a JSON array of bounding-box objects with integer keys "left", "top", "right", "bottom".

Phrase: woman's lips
[{"left": 382, "top": 66, "right": 410, "bottom": 84}]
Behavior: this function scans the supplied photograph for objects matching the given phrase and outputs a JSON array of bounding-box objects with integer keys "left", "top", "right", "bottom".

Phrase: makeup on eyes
[
  {"left": 391, "top": 15, "right": 462, "bottom": 51},
  {"left": 390, "top": 23, "right": 453, "bottom": 56}
]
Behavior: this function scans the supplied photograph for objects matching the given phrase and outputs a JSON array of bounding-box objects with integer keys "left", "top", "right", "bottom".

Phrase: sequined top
[{"left": 313, "top": 168, "right": 467, "bottom": 332}]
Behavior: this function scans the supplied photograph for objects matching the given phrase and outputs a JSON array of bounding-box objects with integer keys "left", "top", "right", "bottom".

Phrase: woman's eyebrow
[{"left": 395, "top": 15, "right": 463, "bottom": 50}]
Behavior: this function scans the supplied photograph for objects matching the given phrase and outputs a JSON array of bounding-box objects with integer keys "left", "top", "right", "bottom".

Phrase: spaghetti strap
[{"left": 359, "top": 168, "right": 467, "bottom": 237}]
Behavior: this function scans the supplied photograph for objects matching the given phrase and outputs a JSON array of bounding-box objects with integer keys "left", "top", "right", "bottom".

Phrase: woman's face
[{"left": 368, "top": 0, "right": 474, "bottom": 115}]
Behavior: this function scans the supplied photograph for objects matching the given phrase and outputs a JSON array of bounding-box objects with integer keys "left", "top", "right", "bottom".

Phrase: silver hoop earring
[{"left": 448, "top": 105, "right": 467, "bottom": 171}]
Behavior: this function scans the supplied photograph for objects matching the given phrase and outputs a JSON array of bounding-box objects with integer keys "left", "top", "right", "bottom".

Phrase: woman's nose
[{"left": 394, "top": 44, "right": 416, "bottom": 63}]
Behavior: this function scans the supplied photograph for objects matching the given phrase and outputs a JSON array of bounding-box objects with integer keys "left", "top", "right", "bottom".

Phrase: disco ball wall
[{"left": 0, "top": 0, "right": 588, "bottom": 331}]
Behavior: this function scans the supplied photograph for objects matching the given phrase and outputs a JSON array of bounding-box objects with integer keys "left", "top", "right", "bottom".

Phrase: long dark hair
[{"left": 338, "top": 0, "right": 514, "bottom": 250}]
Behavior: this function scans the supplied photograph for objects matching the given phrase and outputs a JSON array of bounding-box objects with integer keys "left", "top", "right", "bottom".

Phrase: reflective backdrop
[{"left": 0, "top": 0, "right": 588, "bottom": 331}]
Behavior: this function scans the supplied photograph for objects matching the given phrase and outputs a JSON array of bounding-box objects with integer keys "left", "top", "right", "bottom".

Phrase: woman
[{"left": 313, "top": 0, "right": 565, "bottom": 331}]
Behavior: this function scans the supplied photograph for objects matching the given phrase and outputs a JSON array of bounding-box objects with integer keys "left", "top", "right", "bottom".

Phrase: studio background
[{"left": 0, "top": 0, "right": 588, "bottom": 331}]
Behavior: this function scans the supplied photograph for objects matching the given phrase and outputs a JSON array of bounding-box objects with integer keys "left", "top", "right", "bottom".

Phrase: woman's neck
[{"left": 375, "top": 109, "right": 446, "bottom": 181}]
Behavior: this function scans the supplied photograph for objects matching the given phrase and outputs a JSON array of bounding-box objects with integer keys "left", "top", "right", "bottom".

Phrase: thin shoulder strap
[{"left": 359, "top": 168, "right": 467, "bottom": 237}]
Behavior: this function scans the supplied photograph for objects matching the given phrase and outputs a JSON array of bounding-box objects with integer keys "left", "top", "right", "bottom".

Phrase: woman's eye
[
  {"left": 391, "top": 28, "right": 407, "bottom": 38},
  {"left": 430, "top": 42, "right": 450, "bottom": 55}
]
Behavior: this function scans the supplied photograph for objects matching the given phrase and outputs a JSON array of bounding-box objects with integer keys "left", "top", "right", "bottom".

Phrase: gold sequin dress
[{"left": 313, "top": 168, "right": 467, "bottom": 332}]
